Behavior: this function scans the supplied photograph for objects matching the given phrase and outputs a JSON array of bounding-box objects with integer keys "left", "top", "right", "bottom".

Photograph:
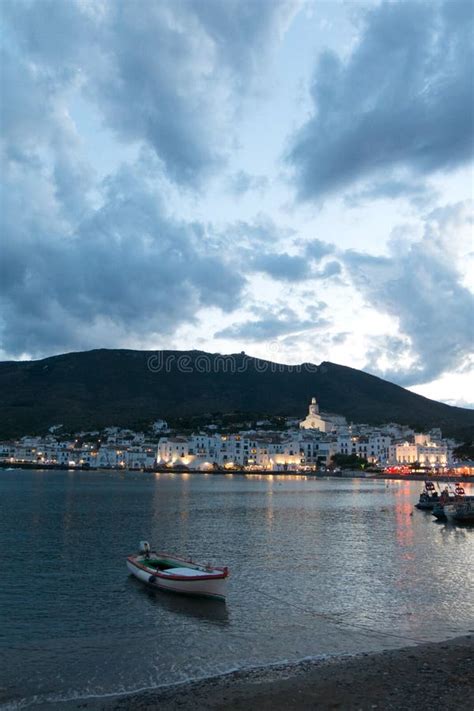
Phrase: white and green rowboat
[{"left": 127, "top": 542, "right": 229, "bottom": 600}]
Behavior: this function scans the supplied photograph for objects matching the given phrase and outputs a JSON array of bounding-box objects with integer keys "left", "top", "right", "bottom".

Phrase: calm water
[{"left": 1, "top": 470, "right": 473, "bottom": 709}]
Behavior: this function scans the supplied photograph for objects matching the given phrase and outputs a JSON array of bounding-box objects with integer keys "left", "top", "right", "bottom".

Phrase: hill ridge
[{"left": 0, "top": 348, "right": 472, "bottom": 439}]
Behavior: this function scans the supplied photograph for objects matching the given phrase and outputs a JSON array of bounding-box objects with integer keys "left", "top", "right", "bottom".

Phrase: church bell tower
[{"left": 309, "top": 396, "right": 319, "bottom": 416}]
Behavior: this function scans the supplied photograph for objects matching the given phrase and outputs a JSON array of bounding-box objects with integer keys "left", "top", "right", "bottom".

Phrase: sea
[{"left": 0, "top": 469, "right": 473, "bottom": 709}]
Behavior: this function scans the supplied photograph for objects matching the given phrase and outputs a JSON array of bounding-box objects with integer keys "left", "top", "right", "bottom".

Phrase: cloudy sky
[{"left": 1, "top": 0, "right": 473, "bottom": 406}]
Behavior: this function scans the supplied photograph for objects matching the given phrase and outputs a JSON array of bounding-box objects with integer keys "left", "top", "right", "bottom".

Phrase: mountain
[{"left": 0, "top": 349, "right": 473, "bottom": 440}]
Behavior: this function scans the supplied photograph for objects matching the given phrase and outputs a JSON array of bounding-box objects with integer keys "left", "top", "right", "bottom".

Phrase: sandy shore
[{"left": 74, "top": 634, "right": 474, "bottom": 711}]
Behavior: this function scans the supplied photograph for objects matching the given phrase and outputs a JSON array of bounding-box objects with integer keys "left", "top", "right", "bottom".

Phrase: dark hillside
[{"left": 0, "top": 349, "right": 473, "bottom": 439}]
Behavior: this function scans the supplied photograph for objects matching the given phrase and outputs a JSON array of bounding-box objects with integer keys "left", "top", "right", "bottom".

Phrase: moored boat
[
  {"left": 443, "top": 499, "right": 474, "bottom": 525},
  {"left": 432, "top": 501, "right": 448, "bottom": 520},
  {"left": 431, "top": 485, "right": 472, "bottom": 520},
  {"left": 415, "top": 481, "right": 440, "bottom": 510},
  {"left": 127, "top": 542, "right": 229, "bottom": 600}
]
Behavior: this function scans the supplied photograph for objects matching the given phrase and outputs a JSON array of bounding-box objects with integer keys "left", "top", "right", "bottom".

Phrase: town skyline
[{"left": 0, "top": 394, "right": 461, "bottom": 473}]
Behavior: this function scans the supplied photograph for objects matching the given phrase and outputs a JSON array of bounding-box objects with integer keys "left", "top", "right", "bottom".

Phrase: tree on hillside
[
  {"left": 453, "top": 441, "right": 474, "bottom": 460},
  {"left": 330, "top": 453, "right": 368, "bottom": 470}
]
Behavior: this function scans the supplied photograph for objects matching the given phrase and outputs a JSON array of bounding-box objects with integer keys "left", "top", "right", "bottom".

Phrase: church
[{"left": 299, "top": 397, "right": 347, "bottom": 433}]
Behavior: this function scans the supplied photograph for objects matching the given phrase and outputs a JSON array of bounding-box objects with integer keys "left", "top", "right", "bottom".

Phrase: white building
[
  {"left": 337, "top": 431, "right": 392, "bottom": 463},
  {"left": 389, "top": 433, "right": 451, "bottom": 467},
  {"left": 382, "top": 423, "right": 415, "bottom": 439},
  {"left": 299, "top": 397, "right": 347, "bottom": 434},
  {"left": 156, "top": 431, "right": 336, "bottom": 470},
  {"left": 126, "top": 446, "right": 156, "bottom": 469},
  {"left": 152, "top": 419, "right": 169, "bottom": 434},
  {"left": 157, "top": 434, "right": 253, "bottom": 469},
  {"left": 97, "top": 445, "right": 126, "bottom": 468}
]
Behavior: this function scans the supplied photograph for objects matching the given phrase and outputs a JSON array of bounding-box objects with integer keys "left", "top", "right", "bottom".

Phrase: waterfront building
[
  {"left": 0, "top": 442, "right": 16, "bottom": 461},
  {"left": 126, "top": 446, "right": 156, "bottom": 470},
  {"left": 156, "top": 430, "right": 336, "bottom": 471},
  {"left": 337, "top": 430, "right": 392, "bottom": 463},
  {"left": 389, "top": 433, "right": 451, "bottom": 467},
  {"left": 157, "top": 434, "right": 256, "bottom": 470},
  {"left": 96, "top": 445, "right": 126, "bottom": 468}
]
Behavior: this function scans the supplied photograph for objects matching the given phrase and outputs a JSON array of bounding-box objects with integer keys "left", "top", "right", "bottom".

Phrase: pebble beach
[{"left": 76, "top": 635, "right": 474, "bottom": 711}]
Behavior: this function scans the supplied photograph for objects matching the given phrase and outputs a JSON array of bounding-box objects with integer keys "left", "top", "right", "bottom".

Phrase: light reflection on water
[{"left": 0, "top": 470, "right": 473, "bottom": 709}]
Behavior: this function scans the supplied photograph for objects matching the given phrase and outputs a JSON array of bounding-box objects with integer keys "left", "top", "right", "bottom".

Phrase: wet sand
[{"left": 77, "top": 634, "right": 473, "bottom": 710}]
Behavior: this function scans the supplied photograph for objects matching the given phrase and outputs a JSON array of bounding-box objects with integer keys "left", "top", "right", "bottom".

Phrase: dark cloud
[
  {"left": 342, "top": 202, "right": 474, "bottom": 385},
  {"left": 287, "top": 0, "right": 473, "bottom": 201},
  {"left": 215, "top": 306, "right": 329, "bottom": 341},
  {"left": 252, "top": 253, "right": 311, "bottom": 281},
  {"left": 5, "top": 0, "right": 296, "bottom": 186},
  {"left": 305, "top": 239, "right": 335, "bottom": 260},
  {"left": 0, "top": 0, "right": 297, "bottom": 357},
  {"left": 330, "top": 332, "right": 349, "bottom": 346},
  {"left": 0, "top": 165, "right": 245, "bottom": 356},
  {"left": 207, "top": 218, "right": 295, "bottom": 257},
  {"left": 313, "top": 260, "right": 342, "bottom": 280},
  {"left": 345, "top": 178, "right": 437, "bottom": 209},
  {"left": 190, "top": 0, "right": 297, "bottom": 84},
  {"left": 248, "top": 243, "right": 341, "bottom": 283}
]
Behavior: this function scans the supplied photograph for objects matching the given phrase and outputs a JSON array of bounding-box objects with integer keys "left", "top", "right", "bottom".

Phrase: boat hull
[
  {"left": 432, "top": 503, "right": 447, "bottom": 520},
  {"left": 443, "top": 503, "right": 474, "bottom": 525},
  {"left": 126, "top": 556, "right": 228, "bottom": 600},
  {"left": 415, "top": 501, "right": 437, "bottom": 510}
]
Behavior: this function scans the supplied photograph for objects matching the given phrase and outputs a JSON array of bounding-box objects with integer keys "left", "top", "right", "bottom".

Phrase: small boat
[
  {"left": 127, "top": 542, "right": 229, "bottom": 600},
  {"left": 415, "top": 481, "right": 441, "bottom": 510},
  {"left": 431, "top": 485, "right": 472, "bottom": 520},
  {"left": 444, "top": 499, "right": 474, "bottom": 525}
]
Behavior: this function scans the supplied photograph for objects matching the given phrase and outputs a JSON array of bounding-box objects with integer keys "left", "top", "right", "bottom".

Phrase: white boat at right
[{"left": 443, "top": 499, "right": 474, "bottom": 525}]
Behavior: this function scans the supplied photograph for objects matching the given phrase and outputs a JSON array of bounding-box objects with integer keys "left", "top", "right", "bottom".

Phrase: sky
[{"left": 1, "top": 0, "right": 473, "bottom": 407}]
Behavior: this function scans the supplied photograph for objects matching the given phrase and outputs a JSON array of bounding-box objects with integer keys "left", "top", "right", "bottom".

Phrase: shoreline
[
  {"left": 1, "top": 463, "right": 472, "bottom": 484},
  {"left": 65, "top": 634, "right": 474, "bottom": 710}
]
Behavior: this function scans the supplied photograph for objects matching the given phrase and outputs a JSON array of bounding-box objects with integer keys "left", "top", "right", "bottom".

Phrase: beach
[{"left": 76, "top": 635, "right": 474, "bottom": 710}]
